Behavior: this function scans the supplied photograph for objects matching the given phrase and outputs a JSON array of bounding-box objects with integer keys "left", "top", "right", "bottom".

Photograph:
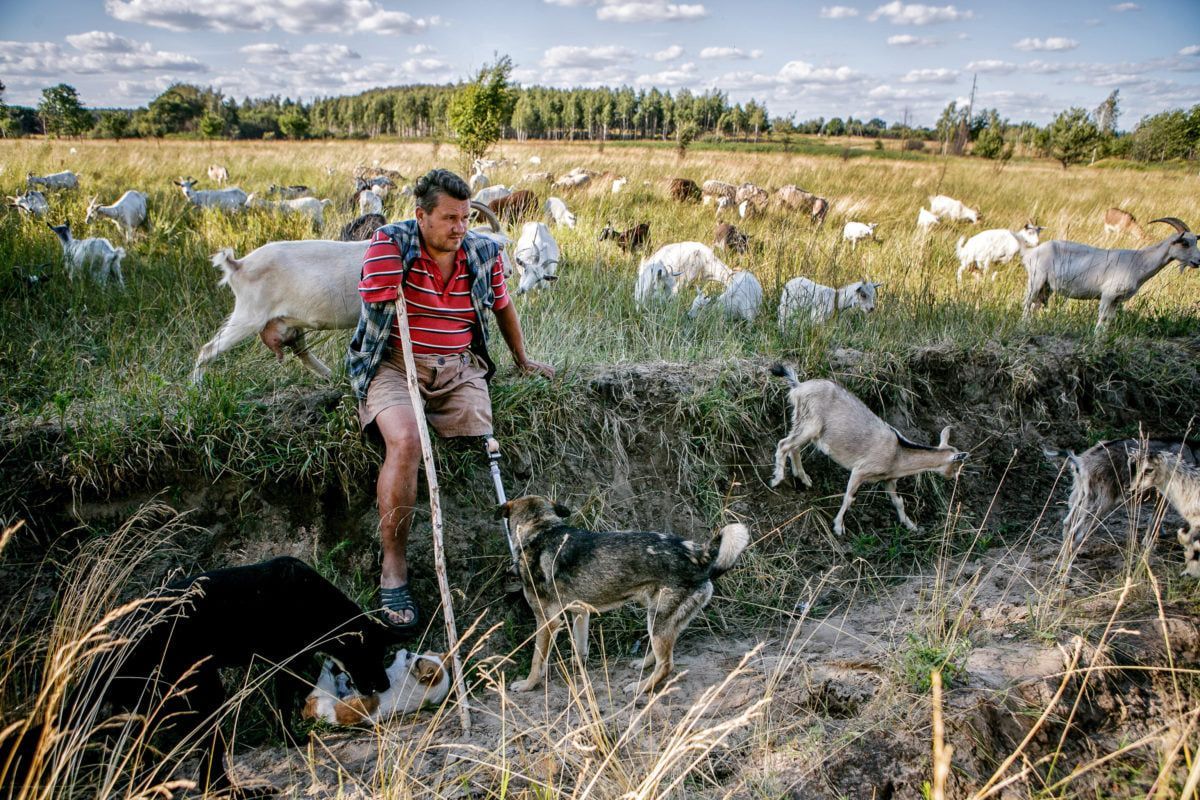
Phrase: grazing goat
[
  {"left": 929, "top": 194, "right": 980, "bottom": 224},
  {"left": 544, "top": 196, "right": 577, "bottom": 229},
  {"left": 917, "top": 207, "right": 939, "bottom": 232},
  {"left": 1130, "top": 448, "right": 1200, "bottom": 577},
  {"left": 268, "top": 184, "right": 311, "bottom": 199},
  {"left": 842, "top": 221, "right": 877, "bottom": 247},
  {"left": 554, "top": 168, "right": 593, "bottom": 189},
  {"left": 811, "top": 197, "right": 829, "bottom": 225},
  {"left": 713, "top": 222, "right": 749, "bottom": 254},
  {"left": 246, "top": 194, "right": 333, "bottom": 227},
  {"left": 339, "top": 212, "right": 386, "bottom": 241},
  {"left": 775, "top": 184, "right": 813, "bottom": 210},
  {"left": 474, "top": 185, "right": 511, "bottom": 206},
  {"left": 489, "top": 189, "right": 538, "bottom": 223},
  {"left": 175, "top": 178, "right": 247, "bottom": 211},
  {"left": 207, "top": 164, "right": 229, "bottom": 185},
  {"left": 736, "top": 182, "right": 769, "bottom": 213},
  {"left": 778, "top": 277, "right": 880, "bottom": 328},
  {"left": 8, "top": 190, "right": 49, "bottom": 216},
  {"left": 669, "top": 177, "right": 701, "bottom": 202},
  {"left": 470, "top": 170, "right": 489, "bottom": 194},
  {"left": 634, "top": 242, "right": 733, "bottom": 304},
  {"left": 769, "top": 363, "right": 968, "bottom": 536},
  {"left": 688, "top": 270, "right": 763, "bottom": 322},
  {"left": 353, "top": 179, "right": 386, "bottom": 215},
  {"left": 599, "top": 221, "right": 650, "bottom": 253},
  {"left": 1044, "top": 439, "right": 1197, "bottom": 546},
  {"left": 701, "top": 180, "right": 737, "bottom": 207},
  {"left": 85, "top": 191, "right": 148, "bottom": 240},
  {"left": 955, "top": 224, "right": 1043, "bottom": 283},
  {"left": 27, "top": 170, "right": 79, "bottom": 190},
  {"left": 611, "top": 177, "right": 628, "bottom": 194},
  {"left": 1103, "top": 207, "right": 1145, "bottom": 239},
  {"left": 47, "top": 222, "right": 125, "bottom": 287},
  {"left": 1022, "top": 217, "right": 1200, "bottom": 329},
  {"left": 513, "top": 221, "right": 560, "bottom": 295}
]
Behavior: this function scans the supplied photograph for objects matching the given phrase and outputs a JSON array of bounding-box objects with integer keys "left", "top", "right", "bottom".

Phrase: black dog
[{"left": 3, "top": 556, "right": 393, "bottom": 799}]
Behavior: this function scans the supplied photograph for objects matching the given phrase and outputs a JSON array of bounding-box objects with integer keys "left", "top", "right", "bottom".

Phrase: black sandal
[{"left": 378, "top": 584, "right": 420, "bottom": 633}]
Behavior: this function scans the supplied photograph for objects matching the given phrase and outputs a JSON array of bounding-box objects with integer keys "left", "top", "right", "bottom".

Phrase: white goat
[
  {"left": 688, "top": 270, "right": 763, "bottom": 322},
  {"left": 917, "top": 207, "right": 939, "bottom": 232},
  {"left": 778, "top": 277, "right": 880, "bottom": 328},
  {"left": 634, "top": 242, "right": 734, "bottom": 304},
  {"left": 8, "top": 190, "right": 49, "bottom": 216},
  {"left": 513, "top": 222, "right": 561, "bottom": 295},
  {"left": 929, "top": 194, "right": 980, "bottom": 224},
  {"left": 267, "top": 184, "right": 310, "bottom": 200},
  {"left": 553, "top": 169, "right": 592, "bottom": 189},
  {"left": 27, "top": 171, "right": 78, "bottom": 190},
  {"left": 769, "top": 363, "right": 968, "bottom": 537},
  {"left": 470, "top": 171, "right": 489, "bottom": 194},
  {"left": 842, "top": 222, "right": 877, "bottom": 247},
  {"left": 357, "top": 188, "right": 384, "bottom": 216},
  {"left": 1022, "top": 217, "right": 1200, "bottom": 329},
  {"left": 955, "top": 224, "right": 1043, "bottom": 283},
  {"left": 544, "top": 196, "right": 576, "bottom": 229},
  {"left": 246, "top": 194, "right": 333, "bottom": 227},
  {"left": 701, "top": 180, "right": 737, "bottom": 207},
  {"left": 47, "top": 222, "right": 125, "bottom": 287},
  {"left": 1130, "top": 448, "right": 1200, "bottom": 577},
  {"left": 474, "top": 185, "right": 511, "bottom": 206},
  {"left": 207, "top": 164, "right": 229, "bottom": 185},
  {"left": 611, "top": 177, "right": 628, "bottom": 194},
  {"left": 85, "top": 191, "right": 148, "bottom": 240},
  {"left": 175, "top": 178, "right": 247, "bottom": 211}
]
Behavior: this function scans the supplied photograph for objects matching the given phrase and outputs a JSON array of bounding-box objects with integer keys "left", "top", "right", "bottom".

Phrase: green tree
[
  {"left": 147, "top": 83, "right": 204, "bottom": 134},
  {"left": 38, "top": 84, "right": 92, "bottom": 137},
  {"left": 198, "top": 111, "right": 226, "bottom": 139},
  {"left": 278, "top": 108, "right": 309, "bottom": 139},
  {"left": 973, "top": 110, "right": 1012, "bottom": 162},
  {"left": 1128, "top": 105, "right": 1200, "bottom": 162},
  {"left": 1045, "top": 107, "right": 1101, "bottom": 168},
  {"left": 94, "top": 110, "right": 131, "bottom": 140},
  {"left": 447, "top": 55, "right": 514, "bottom": 164},
  {"left": 0, "top": 80, "right": 9, "bottom": 138},
  {"left": 823, "top": 117, "right": 845, "bottom": 136}
]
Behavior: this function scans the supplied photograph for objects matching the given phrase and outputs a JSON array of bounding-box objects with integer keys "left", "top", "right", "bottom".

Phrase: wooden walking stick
[{"left": 391, "top": 295, "right": 472, "bottom": 734}]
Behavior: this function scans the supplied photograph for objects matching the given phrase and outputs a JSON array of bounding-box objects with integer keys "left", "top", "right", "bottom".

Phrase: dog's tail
[
  {"left": 705, "top": 523, "right": 750, "bottom": 579},
  {"left": 769, "top": 362, "right": 801, "bottom": 389}
]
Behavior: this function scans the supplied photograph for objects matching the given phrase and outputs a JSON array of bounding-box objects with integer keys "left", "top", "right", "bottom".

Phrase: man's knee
[{"left": 376, "top": 406, "right": 420, "bottom": 457}]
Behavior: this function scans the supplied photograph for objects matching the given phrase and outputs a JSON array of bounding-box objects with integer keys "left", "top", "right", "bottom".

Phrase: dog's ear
[
  {"left": 552, "top": 502, "right": 572, "bottom": 519},
  {"left": 494, "top": 501, "right": 512, "bottom": 520},
  {"left": 413, "top": 657, "right": 444, "bottom": 686}
]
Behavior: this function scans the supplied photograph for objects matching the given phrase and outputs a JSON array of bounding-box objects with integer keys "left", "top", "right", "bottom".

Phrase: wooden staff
[{"left": 391, "top": 296, "right": 471, "bottom": 734}]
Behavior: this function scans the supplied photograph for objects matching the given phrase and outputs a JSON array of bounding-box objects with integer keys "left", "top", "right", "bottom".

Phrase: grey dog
[{"left": 496, "top": 495, "right": 750, "bottom": 695}]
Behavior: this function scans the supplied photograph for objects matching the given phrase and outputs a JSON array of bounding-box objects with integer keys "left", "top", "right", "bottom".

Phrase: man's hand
[{"left": 516, "top": 358, "right": 555, "bottom": 379}]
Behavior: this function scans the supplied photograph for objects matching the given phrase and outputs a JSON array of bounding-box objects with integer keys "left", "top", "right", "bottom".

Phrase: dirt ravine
[{"left": 2, "top": 337, "right": 1199, "bottom": 798}]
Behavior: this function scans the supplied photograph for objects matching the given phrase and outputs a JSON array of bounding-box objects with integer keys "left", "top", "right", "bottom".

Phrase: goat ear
[
  {"left": 542, "top": 274, "right": 558, "bottom": 282},
  {"left": 552, "top": 503, "right": 572, "bottom": 519},
  {"left": 493, "top": 501, "right": 512, "bottom": 520},
  {"left": 951, "top": 451, "right": 969, "bottom": 463},
  {"left": 938, "top": 426, "right": 952, "bottom": 447}
]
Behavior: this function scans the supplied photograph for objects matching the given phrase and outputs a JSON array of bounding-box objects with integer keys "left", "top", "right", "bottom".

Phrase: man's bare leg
[{"left": 374, "top": 404, "right": 421, "bottom": 625}]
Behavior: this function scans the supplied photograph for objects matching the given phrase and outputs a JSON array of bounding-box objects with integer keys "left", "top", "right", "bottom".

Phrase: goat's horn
[
  {"left": 470, "top": 200, "right": 501, "bottom": 233},
  {"left": 1148, "top": 217, "right": 1190, "bottom": 234}
]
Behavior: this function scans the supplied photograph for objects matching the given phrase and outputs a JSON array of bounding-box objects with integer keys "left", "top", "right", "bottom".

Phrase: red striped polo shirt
[{"left": 359, "top": 230, "right": 510, "bottom": 355}]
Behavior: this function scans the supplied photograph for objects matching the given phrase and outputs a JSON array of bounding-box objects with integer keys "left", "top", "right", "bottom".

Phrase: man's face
[{"left": 416, "top": 194, "right": 470, "bottom": 256}]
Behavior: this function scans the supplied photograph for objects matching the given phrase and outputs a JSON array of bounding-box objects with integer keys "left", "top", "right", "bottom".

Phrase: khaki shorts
[{"left": 359, "top": 349, "right": 493, "bottom": 439}]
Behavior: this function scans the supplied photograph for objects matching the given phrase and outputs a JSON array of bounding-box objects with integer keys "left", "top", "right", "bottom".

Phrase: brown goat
[
  {"left": 713, "top": 222, "right": 749, "bottom": 254},
  {"left": 669, "top": 178, "right": 701, "bottom": 202},
  {"left": 1103, "top": 207, "right": 1146, "bottom": 239},
  {"left": 489, "top": 189, "right": 538, "bottom": 223},
  {"left": 599, "top": 222, "right": 650, "bottom": 252}
]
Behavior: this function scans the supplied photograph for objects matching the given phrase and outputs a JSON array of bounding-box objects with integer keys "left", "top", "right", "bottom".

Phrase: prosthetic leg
[{"left": 484, "top": 436, "right": 519, "bottom": 567}]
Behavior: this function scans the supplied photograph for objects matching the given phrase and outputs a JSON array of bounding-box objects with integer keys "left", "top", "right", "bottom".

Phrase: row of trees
[{"left": 3, "top": 72, "right": 1198, "bottom": 166}]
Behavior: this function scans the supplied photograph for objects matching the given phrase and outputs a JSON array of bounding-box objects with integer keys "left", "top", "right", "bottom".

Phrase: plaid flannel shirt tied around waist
[{"left": 346, "top": 221, "right": 502, "bottom": 401}]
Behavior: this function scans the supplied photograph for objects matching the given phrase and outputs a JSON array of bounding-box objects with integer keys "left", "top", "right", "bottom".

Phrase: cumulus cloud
[
  {"left": 0, "top": 33, "right": 206, "bottom": 77},
  {"left": 966, "top": 59, "right": 1017, "bottom": 74},
  {"left": 1013, "top": 37, "right": 1079, "bottom": 52},
  {"left": 1110, "top": 2, "right": 1138, "bottom": 10},
  {"left": 777, "top": 60, "right": 858, "bottom": 83},
  {"left": 650, "top": 44, "right": 684, "bottom": 60},
  {"left": 596, "top": 1, "right": 707, "bottom": 22},
  {"left": 104, "top": 0, "right": 440, "bottom": 35},
  {"left": 699, "top": 46, "right": 762, "bottom": 60},
  {"left": 1180, "top": 44, "right": 1200, "bottom": 56},
  {"left": 240, "top": 42, "right": 363, "bottom": 70},
  {"left": 868, "top": 2, "right": 971, "bottom": 25},
  {"left": 634, "top": 61, "right": 699, "bottom": 85},
  {"left": 540, "top": 45, "right": 637, "bottom": 68},
  {"left": 887, "top": 34, "right": 938, "bottom": 46},
  {"left": 820, "top": 5, "right": 859, "bottom": 18},
  {"left": 900, "top": 67, "right": 958, "bottom": 83},
  {"left": 409, "top": 44, "right": 436, "bottom": 55}
]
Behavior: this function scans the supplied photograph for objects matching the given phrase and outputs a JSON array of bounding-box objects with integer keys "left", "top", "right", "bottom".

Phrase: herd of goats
[{"left": 7, "top": 157, "right": 1200, "bottom": 578}]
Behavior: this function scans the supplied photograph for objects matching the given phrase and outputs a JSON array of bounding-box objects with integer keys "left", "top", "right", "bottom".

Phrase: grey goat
[
  {"left": 1021, "top": 217, "right": 1200, "bottom": 330},
  {"left": 769, "top": 363, "right": 968, "bottom": 536},
  {"left": 1130, "top": 447, "right": 1200, "bottom": 577}
]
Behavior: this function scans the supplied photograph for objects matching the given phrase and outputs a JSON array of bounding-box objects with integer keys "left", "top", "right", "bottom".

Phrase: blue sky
[{"left": 2, "top": 0, "right": 1198, "bottom": 126}]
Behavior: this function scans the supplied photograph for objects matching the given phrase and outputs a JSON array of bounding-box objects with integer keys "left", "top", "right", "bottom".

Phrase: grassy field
[{"left": 1, "top": 138, "right": 1199, "bottom": 798}]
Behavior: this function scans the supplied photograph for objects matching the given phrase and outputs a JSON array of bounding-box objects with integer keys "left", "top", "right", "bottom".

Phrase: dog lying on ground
[
  {"left": 1, "top": 556, "right": 394, "bottom": 799},
  {"left": 302, "top": 649, "right": 450, "bottom": 725},
  {"left": 497, "top": 495, "right": 750, "bottom": 695}
]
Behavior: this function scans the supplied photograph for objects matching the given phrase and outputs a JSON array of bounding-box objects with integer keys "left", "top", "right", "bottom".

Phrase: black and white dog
[{"left": 3, "top": 556, "right": 395, "bottom": 798}]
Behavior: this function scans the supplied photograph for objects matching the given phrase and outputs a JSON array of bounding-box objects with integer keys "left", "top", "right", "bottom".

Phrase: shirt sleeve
[
  {"left": 490, "top": 254, "right": 510, "bottom": 311},
  {"left": 358, "top": 230, "right": 403, "bottom": 304}
]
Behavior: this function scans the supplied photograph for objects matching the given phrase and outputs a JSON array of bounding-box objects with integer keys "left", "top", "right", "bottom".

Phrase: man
[{"left": 347, "top": 168, "right": 554, "bottom": 631}]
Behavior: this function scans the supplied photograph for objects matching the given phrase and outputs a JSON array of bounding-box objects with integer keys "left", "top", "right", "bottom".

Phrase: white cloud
[
  {"left": 900, "top": 67, "right": 958, "bottom": 83},
  {"left": 634, "top": 61, "right": 698, "bottom": 85},
  {"left": 409, "top": 44, "right": 436, "bottom": 55},
  {"left": 0, "top": 34, "right": 206, "bottom": 77},
  {"left": 1180, "top": 45, "right": 1200, "bottom": 56},
  {"left": 887, "top": 34, "right": 938, "bottom": 46},
  {"left": 820, "top": 5, "right": 859, "bottom": 18},
  {"left": 544, "top": 0, "right": 595, "bottom": 5},
  {"left": 104, "top": 0, "right": 440, "bottom": 35},
  {"left": 867, "top": 2, "right": 971, "bottom": 25},
  {"left": 240, "top": 42, "right": 362, "bottom": 70},
  {"left": 965, "top": 59, "right": 1017, "bottom": 74},
  {"left": 1013, "top": 37, "right": 1079, "bottom": 52},
  {"left": 65, "top": 31, "right": 140, "bottom": 53},
  {"left": 778, "top": 60, "right": 858, "bottom": 83},
  {"left": 596, "top": 1, "right": 707, "bottom": 22},
  {"left": 699, "top": 46, "right": 762, "bottom": 60},
  {"left": 1110, "top": 2, "right": 1139, "bottom": 10},
  {"left": 541, "top": 45, "right": 637, "bottom": 68},
  {"left": 650, "top": 44, "right": 684, "bottom": 61}
]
